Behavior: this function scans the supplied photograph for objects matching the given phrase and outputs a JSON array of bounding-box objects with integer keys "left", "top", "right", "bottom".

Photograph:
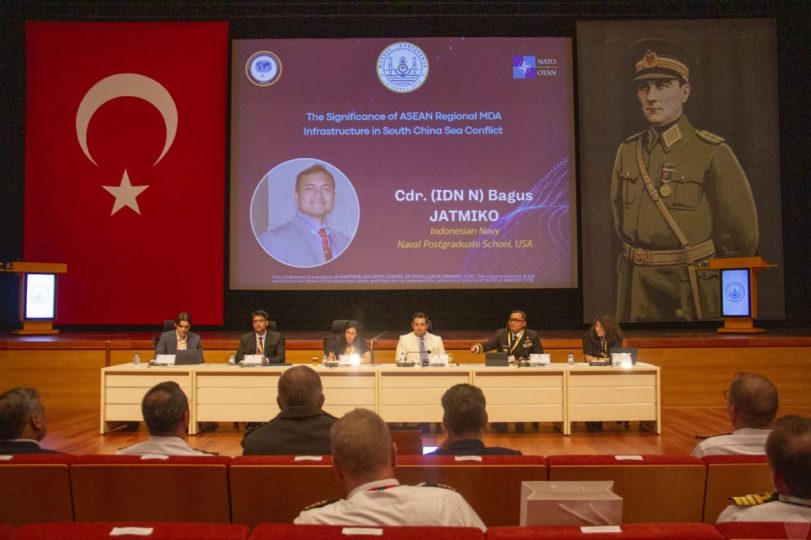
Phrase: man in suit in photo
[
  {"left": 236, "top": 310, "right": 285, "bottom": 364},
  {"left": 395, "top": 311, "right": 445, "bottom": 365},
  {"left": 155, "top": 311, "right": 202, "bottom": 355},
  {"left": 0, "top": 386, "right": 61, "bottom": 454}
]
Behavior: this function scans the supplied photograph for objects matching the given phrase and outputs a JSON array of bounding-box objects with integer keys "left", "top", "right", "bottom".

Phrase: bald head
[
  {"left": 331, "top": 409, "right": 393, "bottom": 483},
  {"left": 278, "top": 365, "right": 324, "bottom": 409},
  {"left": 728, "top": 372, "right": 778, "bottom": 429}
]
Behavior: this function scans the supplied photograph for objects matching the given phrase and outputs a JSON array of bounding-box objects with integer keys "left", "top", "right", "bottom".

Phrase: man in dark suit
[
  {"left": 236, "top": 310, "right": 285, "bottom": 364},
  {"left": 470, "top": 309, "right": 543, "bottom": 362},
  {"left": 242, "top": 365, "right": 336, "bottom": 455},
  {"left": 155, "top": 311, "right": 202, "bottom": 355},
  {"left": 431, "top": 384, "right": 521, "bottom": 456},
  {"left": 0, "top": 387, "right": 61, "bottom": 454}
]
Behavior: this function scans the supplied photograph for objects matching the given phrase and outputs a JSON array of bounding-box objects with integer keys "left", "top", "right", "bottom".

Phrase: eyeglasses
[{"left": 508, "top": 318, "right": 525, "bottom": 323}]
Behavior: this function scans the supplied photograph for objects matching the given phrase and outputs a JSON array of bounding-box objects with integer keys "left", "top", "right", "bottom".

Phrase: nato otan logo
[
  {"left": 246, "top": 51, "right": 283, "bottom": 87},
  {"left": 377, "top": 42, "right": 429, "bottom": 93},
  {"left": 513, "top": 56, "right": 536, "bottom": 79}
]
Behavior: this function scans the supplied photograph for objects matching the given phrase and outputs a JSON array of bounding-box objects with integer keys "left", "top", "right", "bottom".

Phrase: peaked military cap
[{"left": 629, "top": 38, "right": 692, "bottom": 83}]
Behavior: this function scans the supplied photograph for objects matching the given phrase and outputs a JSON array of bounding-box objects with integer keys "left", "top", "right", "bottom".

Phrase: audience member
[
  {"left": 295, "top": 408, "right": 486, "bottom": 530},
  {"left": 717, "top": 415, "right": 811, "bottom": 522},
  {"left": 155, "top": 311, "right": 201, "bottom": 355},
  {"left": 692, "top": 372, "right": 778, "bottom": 457},
  {"left": 0, "top": 387, "right": 60, "bottom": 454},
  {"left": 242, "top": 365, "right": 337, "bottom": 455},
  {"left": 117, "top": 381, "right": 211, "bottom": 456},
  {"left": 431, "top": 384, "right": 520, "bottom": 456}
]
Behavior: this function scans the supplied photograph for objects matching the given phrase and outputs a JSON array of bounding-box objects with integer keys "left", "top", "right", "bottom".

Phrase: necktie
[
  {"left": 318, "top": 228, "right": 333, "bottom": 261},
  {"left": 258, "top": 335, "right": 264, "bottom": 354},
  {"left": 419, "top": 336, "right": 428, "bottom": 365}
]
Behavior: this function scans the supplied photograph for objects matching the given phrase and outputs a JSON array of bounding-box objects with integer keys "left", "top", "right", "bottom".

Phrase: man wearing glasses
[
  {"left": 259, "top": 163, "right": 351, "bottom": 268},
  {"left": 470, "top": 310, "right": 543, "bottom": 363},
  {"left": 155, "top": 311, "right": 201, "bottom": 355}
]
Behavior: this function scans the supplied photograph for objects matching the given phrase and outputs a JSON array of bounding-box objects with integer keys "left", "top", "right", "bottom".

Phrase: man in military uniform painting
[{"left": 611, "top": 39, "right": 758, "bottom": 321}]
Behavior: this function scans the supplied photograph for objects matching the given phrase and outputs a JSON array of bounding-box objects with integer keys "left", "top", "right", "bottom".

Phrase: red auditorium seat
[
  {"left": 0, "top": 524, "right": 13, "bottom": 540},
  {"left": 230, "top": 456, "right": 342, "bottom": 527},
  {"left": 394, "top": 455, "right": 548, "bottom": 527},
  {"left": 12, "top": 522, "right": 249, "bottom": 539},
  {"left": 715, "top": 521, "right": 811, "bottom": 539},
  {"left": 247, "top": 523, "right": 485, "bottom": 540},
  {"left": 69, "top": 455, "right": 231, "bottom": 522},
  {"left": 701, "top": 455, "right": 772, "bottom": 523},
  {"left": 487, "top": 523, "right": 723, "bottom": 539},
  {"left": 546, "top": 455, "right": 706, "bottom": 523},
  {"left": 0, "top": 454, "right": 77, "bottom": 525}
]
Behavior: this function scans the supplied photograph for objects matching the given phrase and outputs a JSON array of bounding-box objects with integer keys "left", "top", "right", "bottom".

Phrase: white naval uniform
[
  {"left": 116, "top": 436, "right": 209, "bottom": 456},
  {"left": 395, "top": 332, "right": 446, "bottom": 360},
  {"left": 294, "top": 478, "right": 486, "bottom": 531},
  {"left": 717, "top": 493, "right": 811, "bottom": 523},
  {"left": 691, "top": 428, "right": 771, "bottom": 458}
]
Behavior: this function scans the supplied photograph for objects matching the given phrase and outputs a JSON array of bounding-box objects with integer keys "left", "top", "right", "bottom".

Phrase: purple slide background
[{"left": 230, "top": 37, "right": 576, "bottom": 289}]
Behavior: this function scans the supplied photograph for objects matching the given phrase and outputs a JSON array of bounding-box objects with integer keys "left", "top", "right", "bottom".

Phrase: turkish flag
[{"left": 24, "top": 22, "right": 227, "bottom": 325}]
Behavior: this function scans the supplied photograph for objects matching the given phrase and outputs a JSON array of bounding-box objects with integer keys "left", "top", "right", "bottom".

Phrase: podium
[
  {"left": 0, "top": 261, "right": 67, "bottom": 335},
  {"left": 707, "top": 256, "right": 776, "bottom": 334}
]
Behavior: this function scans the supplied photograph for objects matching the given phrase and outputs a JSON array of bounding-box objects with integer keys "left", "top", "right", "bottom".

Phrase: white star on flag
[{"left": 102, "top": 170, "right": 149, "bottom": 215}]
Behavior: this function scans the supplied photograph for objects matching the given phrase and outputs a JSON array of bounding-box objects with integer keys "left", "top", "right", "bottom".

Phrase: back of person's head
[
  {"left": 0, "top": 387, "right": 44, "bottom": 440},
  {"left": 278, "top": 365, "right": 323, "bottom": 409},
  {"left": 141, "top": 381, "right": 188, "bottom": 436},
  {"left": 441, "top": 383, "right": 487, "bottom": 437},
  {"left": 331, "top": 408, "right": 392, "bottom": 482},
  {"left": 728, "top": 372, "right": 779, "bottom": 428},
  {"left": 766, "top": 415, "right": 811, "bottom": 498}
]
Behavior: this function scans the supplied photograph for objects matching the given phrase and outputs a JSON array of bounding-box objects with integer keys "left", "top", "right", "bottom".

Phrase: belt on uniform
[{"left": 622, "top": 239, "right": 715, "bottom": 267}]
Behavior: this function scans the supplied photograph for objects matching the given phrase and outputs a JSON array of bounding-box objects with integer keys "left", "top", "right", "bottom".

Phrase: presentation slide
[{"left": 230, "top": 37, "right": 576, "bottom": 290}]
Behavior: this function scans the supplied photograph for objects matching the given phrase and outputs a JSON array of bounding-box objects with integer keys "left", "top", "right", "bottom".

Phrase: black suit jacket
[
  {"left": 236, "top": 331, "right": 285, "bottom": 363},
  {"left": 430, "top": 438, "right": 521, "bottom": 456},
  {"left": 479, "top": 328, "right": 543, "bottom": 359},
  {"left": 241, "top": 404, "right": 336, "bottom": 455},
  {"left": 0, "top": 440, "right": 62, "bottom": 454}
]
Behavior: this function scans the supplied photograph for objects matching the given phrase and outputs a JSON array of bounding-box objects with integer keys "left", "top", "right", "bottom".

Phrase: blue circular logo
[
  {"left": 724, "top": 281, "right": 746, "bottom": 302},
  {"left": 376, "top": 42, "right": 429, "bottom": 93},
  {"left": 246, "top": 51, "right": 282, "bottom": 87}
]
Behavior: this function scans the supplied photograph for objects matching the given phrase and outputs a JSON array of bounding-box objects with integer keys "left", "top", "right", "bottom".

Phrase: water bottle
[
  {"left": 133, "top": 352, "right": 141, "bottom": 366},
  {"left": 567, "top": 352, "right": 574, "bottom": 365},
  {"left": 228, "top": 353, "right": 236, "bottom": 365}
]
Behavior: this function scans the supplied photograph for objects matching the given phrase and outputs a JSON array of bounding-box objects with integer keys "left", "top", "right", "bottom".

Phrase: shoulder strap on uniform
[
  {"left": 302, "top": 498, "right": 340, "bottom": 510},
  {"left": 624, "top": 130, "right": 646, "bottom": 143},
  {"left": 419, "top": 482, "right": 458, "bottom": 492},
  {"left": 696, "top": 130, "right": 725, "bottom": 145},
  {"left": 730, "top": 491, "right": 778, "bottom": 507}
]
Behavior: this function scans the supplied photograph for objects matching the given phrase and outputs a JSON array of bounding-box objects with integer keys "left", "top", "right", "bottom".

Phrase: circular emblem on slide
[
  {"left": 376, "top": 42, "right": 429, "bottom": 93},
  {"left": 246, "top": 51, "right": 282, "bottom": 87},
  {"left": 724, "top": 282, "right": 746, "bottom": 302}
]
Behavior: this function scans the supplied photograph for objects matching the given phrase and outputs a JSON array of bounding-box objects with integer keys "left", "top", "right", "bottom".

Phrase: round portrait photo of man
[{"left": 251, "top": 158, "right": 360, "bottom": 268}]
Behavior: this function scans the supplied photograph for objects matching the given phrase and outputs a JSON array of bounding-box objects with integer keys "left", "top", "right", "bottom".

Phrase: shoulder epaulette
[
  {"left": 302, "top": 498, "right": 339, "bottom": 510},
  {"left": 419, "top": 482, "right": 457, "bottom": 492},
  {"left": 696, "top": 130, "right": 725, "bottom": 145},
  {"left": 624, "top": 130, "right": 646, "bottom": 143},
  {"left": 730, "top": 491, "right": 778, "bottom": 507}
]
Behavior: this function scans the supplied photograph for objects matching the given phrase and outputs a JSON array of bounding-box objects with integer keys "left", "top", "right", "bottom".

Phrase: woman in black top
[
  {"left": 326, "top": 320, "right": 371, "bottom": 364},
  {"left": 582, "top": 314, "right": 623, "bottom": 432}
]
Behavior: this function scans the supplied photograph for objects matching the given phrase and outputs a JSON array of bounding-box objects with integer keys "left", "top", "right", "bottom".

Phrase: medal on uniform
[{"left": 659, "top": 162, "right": 675, "bottom": 198}]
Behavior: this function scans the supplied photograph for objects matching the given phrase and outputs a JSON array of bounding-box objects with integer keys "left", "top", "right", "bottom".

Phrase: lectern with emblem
[{"left": 707, "top": 257, "right": 776, "bottom": 333}]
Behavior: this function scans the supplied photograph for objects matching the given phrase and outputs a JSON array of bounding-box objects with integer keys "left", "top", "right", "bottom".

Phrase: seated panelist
[
  {"left": 395, "top": 312, "right": 445, "bottom": 364},
  {"left": 155, "top": 311, "right": 201, "bottom": 355},
  {"left": 582, "top": 314, "right": 623, "bottom": 362},
  {"left": 470, "top": 310, "right": 543, "bottom": 363},
  {"left": 325, "top": 320, "right": 371, "bottom": 364},
  {"left": 236, "top": 310, "right": 285, "bottom": 364}
]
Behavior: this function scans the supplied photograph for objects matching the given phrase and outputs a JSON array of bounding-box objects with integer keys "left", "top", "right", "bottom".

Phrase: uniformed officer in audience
[
  {"left": 294, "top": 408, "right": 486, "bottom": 530},
  {"left": 611, "top": 38, "right": 758, "bottom": 322},
  {"left": 717, "top": 415, "right": 811, "bottom": 522},
  {"left": 692, "top": 372, "right": 778, "bottom": 457}
]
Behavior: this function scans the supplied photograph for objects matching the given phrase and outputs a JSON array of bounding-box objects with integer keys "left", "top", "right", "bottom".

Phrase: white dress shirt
[{"left": 691, "top": 428, "right": 771, "bottom": 457}]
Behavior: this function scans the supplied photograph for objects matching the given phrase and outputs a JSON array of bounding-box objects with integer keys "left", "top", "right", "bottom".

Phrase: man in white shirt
[
  {"left": 692, "top": 372, "right": 778, "bottom": 457},
  {"left": 395, "top": 312, "right": 445, "bottom": 365},
  {"left": 117, "top": 381, "right": 210, "bottom": 456},
  {"left": 717, "top": 415, "right": 811, "bottom": 523},
  {"left": 295, "top": 408, "right": 486, "bottom": 531}
]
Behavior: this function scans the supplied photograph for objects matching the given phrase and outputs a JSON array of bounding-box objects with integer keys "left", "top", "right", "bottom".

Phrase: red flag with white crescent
[{"left": 24, "top": 22, "right": 227, "bottom": 324}]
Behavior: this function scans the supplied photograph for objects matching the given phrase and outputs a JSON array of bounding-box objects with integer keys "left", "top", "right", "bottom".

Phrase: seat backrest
[
  {"left": 69, "top": 455, "right": 231, "bottom": 522},
  {"left": 230, "top": 456, "right": 342, "bottom": 527},
  {"left": 248, "top": 524, "right": 485, "bottom": 540},
  {"left": 390, "top": 429, "right": 423, "bottom": 454},
  {"left": 488, "top": 523, "right": 723, "bottom": 539},
  {"left": 715, "top": 521, "right": 811, "bottom": 539},
  {"left": 0, "top": 454, "right": 76, "bottom": 525},
  {"left": 701, "top": 455, "right": 772, "bottom": 523},
  {"left": 0, "top": 524, "right": 12, "bottom": 540},
  {"left": 547, "top": 455, "right": 706, "bottom": 523},
  {"left": 12, "top": 522, "right": 250, "bottom": 540},
  {"left": 394, "top": 455, "right": 547, "bottom": 527}
]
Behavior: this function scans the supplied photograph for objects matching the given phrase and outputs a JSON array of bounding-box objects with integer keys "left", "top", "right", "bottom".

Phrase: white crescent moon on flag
[{"left": 75, "top": 73, "right": 178, "bottom": 167}]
